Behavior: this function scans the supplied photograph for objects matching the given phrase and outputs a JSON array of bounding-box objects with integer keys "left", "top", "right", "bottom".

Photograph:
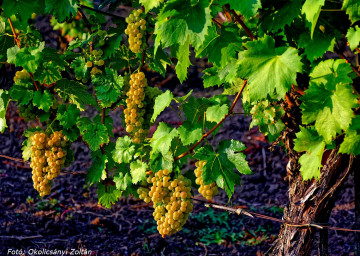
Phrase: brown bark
[{"left": 267, "top": 148, "right": 349, "bottom": 256}]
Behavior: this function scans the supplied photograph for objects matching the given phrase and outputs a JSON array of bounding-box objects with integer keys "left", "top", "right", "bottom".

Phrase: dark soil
[{"left": 0, "top": 14, "right": 358, "bottom": 256}]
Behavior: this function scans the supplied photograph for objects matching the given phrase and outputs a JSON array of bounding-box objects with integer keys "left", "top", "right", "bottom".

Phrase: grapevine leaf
[
  {"left": 183, "top": 96, "right": 212, "bottom": 122},
  {"left": 33, "top": 90, "right": 54, "bottom": 112},
  {"left": 294, "top": 126, "right": 325, "bottom": 180},
  {"left": 347, "top": 25, "right": 360, "bottom": 51},
  {"left": 80, "top": 122, "right": 110, "bottom": 151},
  {"left": 71, "top": 57, "right": 89, "bottom": 79},
  {"left": 114, "top": 172, "right": 132, "bottom": 191},
  {"left": 261, "top": 0, "right": 303, "bottom": 32},
  {"left": 309, "top": 59, "right": 353, "bottom": 86},
  {"left": 13, "top": 44, "right": 45, "bottom": 73},
  {"left": 113, "top": 136, "right": 135, "bottom": 164},
  {"left": 2, "top": 0, "right": 39, "bottom": 28},
  {"left": 22, "top": 138, "right": 32, "bottom": 161},
  {"left": 9, "top": 82, "right": 34, "bottom": 105},
  {"left": 150, "top": 122, "right": 178, "bottom": 156},
  {"left": 151, "top": 90, "right": 174, "bottom": 122},
  {"left": 94, "top": 115, "right": 114, "bottom": 138},
  {"left": 0, "top": 34, "right": 14, "bottom": 64},
  {"left": 56, "top": 104, "right": 80, "bottom": 129},
  {"left": 301, "top": 0, "right": 326, "bottom": 38},
  {"left": 130, "top": 160, "right": 148, "bottom": 184},
  {"left": 339, "top": 116, "right": 360, "bottom": 155},
  {"left": 155, "top": 0, "right": 212, "bottom": 48},
  {"left": 55, "top": 79, "right": 97, "bottom": 111},
  {"left": 149, "top": 152, "right": 174, "bottom": 172},
  {"left": 0, "top": 90, "right": 10, "bottom": 133},
  {"left": 206, "top": 104, "right": 228, "bottom": 123},
  {"left": 173, "top": 90, "right": 193, "bottom": 104},
  {"left": 147, "top": 46, "right": 172, "bottom": 77},
  {"left": 239, "top": 35, "right": 302, "bottom": 103},
  {"left": 340, "top": 131, "right": 360, "bottom": 155},
  {"left": 33, "top": 62, "right": 63, "bottom": 84},
  {"left": 92, "top": 68, "right": 124, "bottom": 108},
  {"left": 97, "top": 183, "right": 122, "bottom": 209},
  {"left": 86, "top": 150, "right": 107, "bottom": 184},
  {"left": 140, "top": 0, "right": 164, "bottom": 13},
  {"left": 194, "top": 140, "right": 250, "bottom": 198},
  {"left": 342, "top": 0, "right": 360, "bottom": 24},
  {"left": 196, "top": 23, "right": 242, "bottom": 67},
  {"left": 7, "top": 46, "right": 20, "bottom": 64},
  {"left": 218, "top": 0, "right": 262, "bottom": 20},
  {"left": 202, "top": 67, "right": 222, "bottom": 88},
  {"left": 220, "top": 140, "right": 251, "bottom": 175},
  {"left": 178, "top": 121, "right": 203, "bottom": 146},
  {"left": 301, "top": 83, "right": 357, "bottom": 143},
  {"left": 45, "top": 0, "right": 79, "bottom": 22},
  {"left": 298, "top": 28, "right": 336, "bottom": 61},
  {"left": 173, "top": 36, "right": 191, "bottom": 82}
]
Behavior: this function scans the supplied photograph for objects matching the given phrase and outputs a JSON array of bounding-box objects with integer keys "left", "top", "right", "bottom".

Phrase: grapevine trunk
[{"left": 268, "top": 149, "right": 349, "bottom": 256}]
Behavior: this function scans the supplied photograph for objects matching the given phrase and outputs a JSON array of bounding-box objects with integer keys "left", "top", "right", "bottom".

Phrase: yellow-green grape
[
  {"left": 124, "top": 72, "right": 147, "bottom": 143},
  {"left": 125, "top": 9, "right": 147, "bottom": 53},
  {"left": 86, "top": 61, "right": 93, "bottom": 68},
  {"left": 194, "top": 160, "right": 218, "bottom": 200},
  {"left": 149, "top": 169, "right": 193, "bottom": 237},
  {"left": 14, "top": 69, "right": 30, "bottom": 84},
  {"left": 137, "top": 182, "right": 151, "bottom": 203},
  {"left": 30, "top": 131, "right": 69, "bottom": 197},
  {"left": 97, "top": 59, "right": 105, "bottom": 66}
]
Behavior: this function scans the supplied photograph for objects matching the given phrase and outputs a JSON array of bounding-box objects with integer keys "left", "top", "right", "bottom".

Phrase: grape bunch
[
  {"left": 125, "top": 9, "right": 147, "bottom": 53},
  {"left": 148, "top": 169, "right": 193, "bottom": 237},
  {"left": 13, "top": 69, "right": 30, "bottom": 84},
  {"left": 124, "top": 72, "right": 147, "bottom": 143},
  {"left": 194, "top": 160, "right": 219, "bottom": 200},
  {"left": 30, "top": 131, "right": 69, "bottom": 196}
]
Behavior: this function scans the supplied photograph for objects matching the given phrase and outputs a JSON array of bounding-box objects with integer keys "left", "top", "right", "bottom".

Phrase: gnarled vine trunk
[{"left": 267, "top": 148, "right": 350, "bottom": 256}]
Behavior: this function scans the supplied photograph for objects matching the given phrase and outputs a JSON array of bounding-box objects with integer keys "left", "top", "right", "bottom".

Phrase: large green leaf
[
  {"left": 139, "top": 0, "right": 164, "bottom": 12},
  {"left": 150, "top": 122, "right": 178, "bottom": 156},
  {"left": 294, "top": 126, "right": 325, "bottom": 180},
  {"left": 301, "top": 82, "right": 357, "bottom": 144},
  {"left": 55, "top": 79, "right": 97, "bottom": 111},
  {"left": 112, "top": 136, "right": 135, "bottom": 164},
  {"left": 218, "top": 0, "right": 262, "bottom": 20},
  {"left": 301, "top": 0, "right": 326, "bottom": 38},
  {"left": 45, "top": 0, "right": 79, "bottom": 22},
  {"left": 347, "top": 25, "right": 360, "bottom": 51},
  {"left": 151, "top": 90, "right": 174, "bottom": 122},
  {"left": 342, "top": 0, "right": 360, "bottom": 24},
  {"left": 339, "top": 116, "right": 360, "bottom": 156},
  {"left": 239, "top": 35, "right": 302, "bottom": 103},
  {"left": 196, "top": 24, "right": 242, "bottom": 67}
]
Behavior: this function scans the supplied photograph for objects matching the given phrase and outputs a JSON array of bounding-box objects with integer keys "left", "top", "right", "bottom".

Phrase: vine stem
[
  {"left": 174, "top": 80, "right": 247, "bottom": 161},
  {"left": 0, "top": 154, "right": 28, "bottom": 164},
  {"left": 7, "top": 18, "right": 40, "bottom": 91},
  {"left": 224, "top": 5, "right": 255, "bottom": 40}
]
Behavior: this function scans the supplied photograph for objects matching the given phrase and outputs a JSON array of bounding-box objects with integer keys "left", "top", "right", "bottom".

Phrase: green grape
[{"left": 125, "top": 9, "right": 147, "bottom": 53}]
